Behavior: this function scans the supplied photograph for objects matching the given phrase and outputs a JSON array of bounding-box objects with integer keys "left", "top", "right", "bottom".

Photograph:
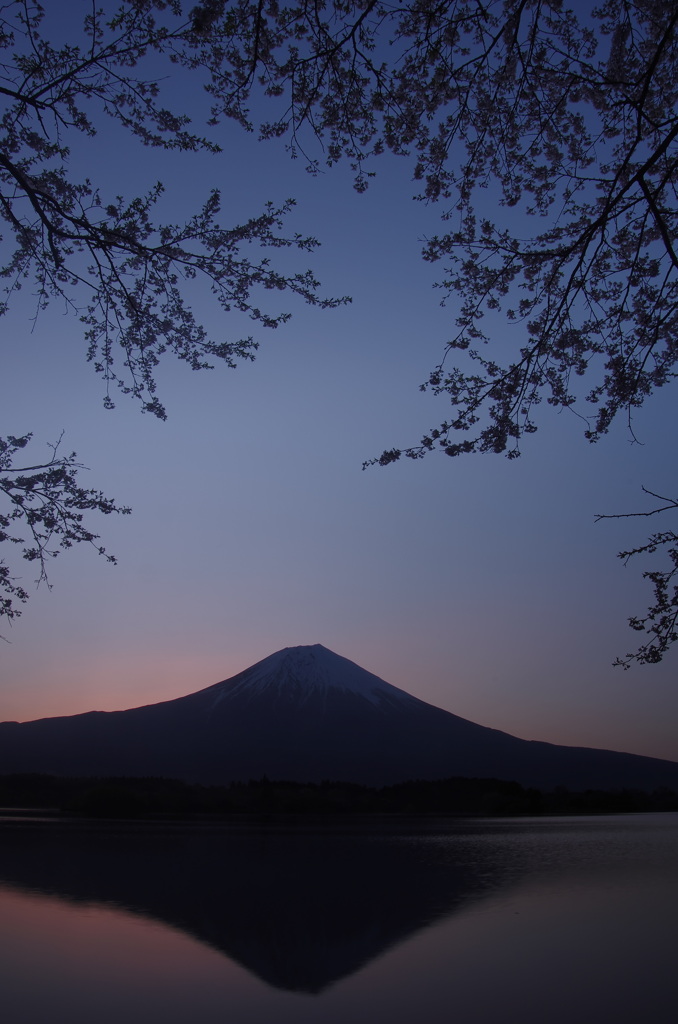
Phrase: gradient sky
[{"left": 1, "top": 3, "right": 677, "bottom": 763}]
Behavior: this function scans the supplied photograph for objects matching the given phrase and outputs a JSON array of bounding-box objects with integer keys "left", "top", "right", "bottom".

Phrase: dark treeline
[{"left": 1, "top": 774, "right": 677, "bottom": 818}]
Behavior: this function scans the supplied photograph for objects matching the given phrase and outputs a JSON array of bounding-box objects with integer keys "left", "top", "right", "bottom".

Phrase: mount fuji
[{"left": 2, "top": 644, "right": 678, "bottom": 790}]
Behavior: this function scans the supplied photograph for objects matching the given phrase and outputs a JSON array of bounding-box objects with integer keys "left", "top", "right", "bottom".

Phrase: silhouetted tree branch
[
  {"left": 0, "top": 1, "right": 348, "bottom": 620},
  {"left": 0, "top": 433, "right": 130, "bottom": 629},
  {"left": 174, "top": 0, "right": 678, "bottom": 663},
  {"left": 596, "top": 489, "right": 678, "bottom": 668},
  {"left": 3, "top": 2, "right": 677, "bottom": 662}
]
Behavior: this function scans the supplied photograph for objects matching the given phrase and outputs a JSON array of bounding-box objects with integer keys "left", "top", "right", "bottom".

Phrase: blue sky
[{"left": 2, "top": 5, "right": 677, "bottom": 763}]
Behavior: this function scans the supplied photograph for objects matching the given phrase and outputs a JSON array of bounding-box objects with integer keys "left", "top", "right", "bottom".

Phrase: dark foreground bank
[{"left": 1, "top": 773, "right": 677, "bottom": 818}]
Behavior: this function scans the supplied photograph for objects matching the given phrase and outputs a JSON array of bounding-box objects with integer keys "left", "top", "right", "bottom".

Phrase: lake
[{"left": 1, "top": 812, "right": 676, "bottom": 1023}]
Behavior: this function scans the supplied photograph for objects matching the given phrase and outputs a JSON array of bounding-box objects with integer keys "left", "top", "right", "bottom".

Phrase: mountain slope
[{"left": 1, "top": 644, "right": 677, "bottom": 790}]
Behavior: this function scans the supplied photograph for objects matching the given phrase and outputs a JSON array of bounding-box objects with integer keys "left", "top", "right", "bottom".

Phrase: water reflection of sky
[{"left": 1, "top": 815, "right": 676, "bottom": 1024}]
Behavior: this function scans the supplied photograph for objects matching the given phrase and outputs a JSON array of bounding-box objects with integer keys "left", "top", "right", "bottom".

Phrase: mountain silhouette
[{"left": 1, "top": 644, "right": 678, "bottom": 790}]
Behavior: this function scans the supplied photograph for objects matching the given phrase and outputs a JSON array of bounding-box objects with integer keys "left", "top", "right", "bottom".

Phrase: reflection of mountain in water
[{"left": 0, "top": 819, "right": 501, "bottom": 993}]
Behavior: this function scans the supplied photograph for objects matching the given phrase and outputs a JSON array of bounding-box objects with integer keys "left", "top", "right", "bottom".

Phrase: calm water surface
[{"left": 0, "top": 813, "right": 676, "bottom": 1023}]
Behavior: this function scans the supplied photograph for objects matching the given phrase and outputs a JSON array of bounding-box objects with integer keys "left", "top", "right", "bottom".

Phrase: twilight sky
[{"left": 1, "top": 4, "right": 677, "bottom": 763}]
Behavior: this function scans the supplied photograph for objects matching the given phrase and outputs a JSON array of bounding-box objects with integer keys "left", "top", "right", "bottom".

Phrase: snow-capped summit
[{"left": 204, "top": 644, "right": 419, "bottom": 710}]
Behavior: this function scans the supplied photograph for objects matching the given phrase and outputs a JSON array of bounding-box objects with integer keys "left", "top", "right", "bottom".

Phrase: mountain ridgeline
[{"left": 1, "top": 645, "right": 677, "bottom": 791}]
